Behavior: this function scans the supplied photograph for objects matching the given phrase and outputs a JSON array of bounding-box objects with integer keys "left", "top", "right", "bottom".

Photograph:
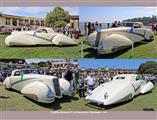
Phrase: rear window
[
  {"left": 116, "top": 76, "right": 125, "bottom": 79},
  {"left": 124, "top": 23, "right": 134, "bottom": 27}
]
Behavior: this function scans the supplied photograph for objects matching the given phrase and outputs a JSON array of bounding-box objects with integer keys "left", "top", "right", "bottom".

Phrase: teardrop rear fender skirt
[{"left": 52, "top": 34, "right": 77, "bottom": 46}]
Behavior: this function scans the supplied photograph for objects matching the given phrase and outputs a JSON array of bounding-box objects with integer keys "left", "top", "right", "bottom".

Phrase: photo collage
[{"left": 0, "top": 3, "right": 157, "bottom": 120}]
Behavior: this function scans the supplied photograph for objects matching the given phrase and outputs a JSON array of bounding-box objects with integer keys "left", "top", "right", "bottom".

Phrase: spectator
[
  {"left": 64, "top": 65, "right": 73, "bottom": 82},
  {"left": 107, "top": 23, "right": 110, "bottom": 28},
  {"left": 78, "top": 76, "right": 85, "bottom": 98},
  {"left": 85, "top": 73, "right": 96, "bottom": 92},
  {"left": 87, "top": 22, "right": 92, "bottom": 35}
]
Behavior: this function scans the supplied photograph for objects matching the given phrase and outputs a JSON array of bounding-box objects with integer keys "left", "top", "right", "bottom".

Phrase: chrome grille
[
  {"left": 95, "top": 31, "right": 101, "bottom": 47},
  {"left": 53, "top": 78, "right": 61, "bottom": 97}
]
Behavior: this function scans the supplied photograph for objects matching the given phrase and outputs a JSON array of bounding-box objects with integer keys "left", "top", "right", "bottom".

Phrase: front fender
[
  {"left": 140, "top": 82, "right": 154, "bottom": 94},
  {"left": 59, "top": 78, "right": 71, "bottom": 95},
  {"left": 21, "top": 81, "right": 55, "bottom": 103},
  {"left": 3, "top": 77, "right": 12, "bottom": 89},
  {"left": 5, "top": 33, "right": 36, "bottom": 46}
]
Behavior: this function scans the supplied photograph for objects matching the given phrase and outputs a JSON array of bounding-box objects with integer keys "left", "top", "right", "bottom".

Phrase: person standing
[
  {"left": 85, "top": 73, "right": 96, "bottom": 93},
  {"left": 87, "top": 22, "right": 92, "bottom": 35},
  {"left": 84, "top": 22, "right": 87, "bottom": 35},
  {"left": 64, "top": 65, "right": 73, "bottom": 82},
  {"left": 72, "top": 64, "right": 79, "bottom": 93},
  {"left": 78, "top": 76, "right": 85, "bottom": 98},
  {"left": 107, "top": 23, "right": 110, "bottom": 28}
]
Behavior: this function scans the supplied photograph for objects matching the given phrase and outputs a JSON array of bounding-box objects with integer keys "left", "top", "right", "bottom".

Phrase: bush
[{"left": 0, "top": 32, "right": 11, "bottom": 35}]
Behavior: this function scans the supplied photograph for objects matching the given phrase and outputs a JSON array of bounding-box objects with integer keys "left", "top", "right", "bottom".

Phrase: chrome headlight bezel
[{"left": 47, "top": 87, "right": 54, "bottom": 101}]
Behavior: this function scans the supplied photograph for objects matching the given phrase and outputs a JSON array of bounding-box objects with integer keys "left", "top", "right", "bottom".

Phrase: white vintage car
[
  {"left": 5, "top": 27, "right": 77, "bottom": 46},
  {"left": 3, "top": 69, "right": 72, "bottom": 103},
  {"left": 85, "top": 74, "right": 154, "bottom": 106},
  {"left": 87, "top": 22, "right": 154, "bottom": 54}
]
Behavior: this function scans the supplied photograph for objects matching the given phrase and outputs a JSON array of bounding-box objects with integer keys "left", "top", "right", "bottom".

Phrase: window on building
[
  {"left": 6, "top": 18, "right": 11, "bottom": 25},
  {"left": 19, "top": 20, "right": 24, "bottom": 26},
  {"left": 12, "top": 19, "right": 17, "bottom": 26}
]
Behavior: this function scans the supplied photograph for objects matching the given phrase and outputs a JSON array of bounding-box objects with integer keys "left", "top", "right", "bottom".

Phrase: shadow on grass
[
  {"left": 9, "top": 44, "right": 78, "bottom": 48},
  {"left": 85, "top": 99, "right": 134, "bottom": 110},
  {"left": 143, "top": 108, "right": 155, "bottom": 111},
  {"left": 24, "top": 95, "right": 79, "bottom": 110},
  {"left": 85, "top": 91, "right": 154, "bottom": 110},
  {"left": 84, "top": 40, "right": 152, "bottom": 58},
  {"left": 0, "top": 96, "right": 10, "bottom": 99}
]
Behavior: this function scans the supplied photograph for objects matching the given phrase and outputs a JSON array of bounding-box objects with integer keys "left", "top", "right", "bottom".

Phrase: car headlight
[
  {"left": 104, "top": 92, "right": 109, "bottom": 99},
  {"left": 47, "top": 87, "right": 54, "bottom": 101},
  {"left": 60, "top": 88, "right": 65, "bottom": 94}
]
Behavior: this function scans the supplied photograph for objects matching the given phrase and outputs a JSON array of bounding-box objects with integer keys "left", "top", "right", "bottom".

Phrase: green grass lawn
[
  {"left": 0, "top": 34, "right": 157, "bottom": 58},
  {"left": 0, "top": 82, "right": 156, "bottom": 111},
  {"left": 0, "top": 35, "right": 84, "bottom": 59}
]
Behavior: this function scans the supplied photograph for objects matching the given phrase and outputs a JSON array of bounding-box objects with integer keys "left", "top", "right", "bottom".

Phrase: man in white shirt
[{"left": 85, "top": 73, "right": 96, "bottom": 92}]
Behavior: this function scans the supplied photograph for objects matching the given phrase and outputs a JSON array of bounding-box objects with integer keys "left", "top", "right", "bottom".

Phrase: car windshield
[
  {"left": 115, "top": 76, "right": 125, "bottom": 80},
  {"left": 36, "top": 28, "right": 47, "bottom": 33},
  {"left": 136, "top": 75, "right": 144, "bottom": 81},
  {"left": 21, "top": 69, "right": 39, "bottom": 75},
  {"left": 123, "top": 23, "right": 134, "bottom": 27}
]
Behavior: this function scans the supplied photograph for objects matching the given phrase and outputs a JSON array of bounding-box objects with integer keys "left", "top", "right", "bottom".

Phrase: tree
[
  {"left": 138, "top": 61, "right": 157, "bottom": 74},
  {"left": 46, "top": 7, "right": 70, "bottom": 28},
  {"left": 123, "top": 15, "right": 157, "bottom": 25}
]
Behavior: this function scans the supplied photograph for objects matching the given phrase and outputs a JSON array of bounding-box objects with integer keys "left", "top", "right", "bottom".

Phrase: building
[
  {"left": 69, "top": 15, "right": 79, "bottom": 29},
  {"left": 0, "top": 13, "right": 46, "bottom": 29},
  {"left": 0, "top": 12, "right": 79, "bottom": 30},
  {"left": 80, "top": 67, "right": 137, "bottom": 77},
  {"left": 51, "top": 60, "right": 78, "bottom": 68}
]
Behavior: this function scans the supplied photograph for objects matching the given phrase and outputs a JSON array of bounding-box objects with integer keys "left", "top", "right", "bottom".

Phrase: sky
[
  {"left": 80, "top": 7, "right": 157, "bottom": 23},
  {"left": 1, "top": 7, "right": 79, "bottom": 18},
  {"left": 79, "top": 59, "right": 157, "bottom": 69}
]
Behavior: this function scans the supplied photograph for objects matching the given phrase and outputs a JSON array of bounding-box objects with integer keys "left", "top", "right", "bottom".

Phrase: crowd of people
[
  {"left": 151, "top": 23, "right": 157, "bottom": 34},
  {"left": 77, "top": 72, "right": 113, "bottom": 97},
  {"left": 84, "top": 21, "right": 122, "bottom": 35},
  {"left": 34, "top": 63, "right": 79, "bottom": 92},
  {"left": 144, "top": 74, "right": 157, "bottom": 84},
  {"left": 53, "top": 27, "right": 81, "bottom": 40},
  {"left": 84, "top": 21, "right": 157, "bottom": 36}
]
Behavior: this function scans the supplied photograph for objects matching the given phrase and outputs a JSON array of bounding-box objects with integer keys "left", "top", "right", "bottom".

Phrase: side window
[
  {"left": 134, "top": 24, "right": 141, "bottom": 28},
  {"left": 14, "top": 71, "right": 20, "bottom": 76},
  {"left": 116, "top": 77, "right": 125, "bottom": 79},
  {"left": 136, "top": 75, "right": 143, "bottom": 81},
  {"left": 42, "top": 29, "right": 47, "bottom": 33}
]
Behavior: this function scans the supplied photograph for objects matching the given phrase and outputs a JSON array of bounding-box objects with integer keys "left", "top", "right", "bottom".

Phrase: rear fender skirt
[{"left": 114, "top": 93, "right": 133, "bottom": 104}]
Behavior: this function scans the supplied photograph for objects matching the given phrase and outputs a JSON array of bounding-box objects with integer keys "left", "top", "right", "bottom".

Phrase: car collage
[{"left": 0, "top": 0, "right": 157, "bottom": 120}]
